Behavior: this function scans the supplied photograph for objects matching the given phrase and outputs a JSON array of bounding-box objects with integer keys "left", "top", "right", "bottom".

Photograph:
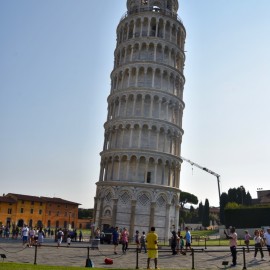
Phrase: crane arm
[
  {"left": 180, "top": 156, "right": 220, "bottom": 177},
  {"left": 180, "top": 156, "right": 221, "bottom": 204}
]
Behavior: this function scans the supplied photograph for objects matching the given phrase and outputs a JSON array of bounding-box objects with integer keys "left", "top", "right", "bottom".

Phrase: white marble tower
[{"left": 94, "top": 0, "right": 186, "bottom": 240}]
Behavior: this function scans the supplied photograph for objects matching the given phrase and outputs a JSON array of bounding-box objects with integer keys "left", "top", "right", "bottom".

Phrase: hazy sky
[{"left": 1, "top": 1, "right": 270, "bottom": 209}]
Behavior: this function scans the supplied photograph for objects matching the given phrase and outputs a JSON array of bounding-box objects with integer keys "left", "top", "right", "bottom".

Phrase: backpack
[{"left": 58, "top": 231, "right": 63, "bottom": 239}]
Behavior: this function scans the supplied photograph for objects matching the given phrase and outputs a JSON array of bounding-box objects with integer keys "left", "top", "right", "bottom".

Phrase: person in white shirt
[
  {"left": 57, "top": 228, "right": 64, "bottom": 248},
  {"left": 224, "top": 227, "right": 238, "bottom": 267},
  {"left": 254, "top": 229, "right": 264, "bottom": 260},
  {"left": 29, "top": 227, "right": 35, "bottom": 247},
  {"left": 21, "top": 224, "right": 29, "bottom": 245}
]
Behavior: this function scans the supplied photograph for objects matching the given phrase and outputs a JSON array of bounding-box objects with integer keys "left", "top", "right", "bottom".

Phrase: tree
[
  {"left": 220, "top": 192, "right": 228, "bottom": 224},
  {"left": 202, "top": 199, "right": 210, "bottom": 228},
  {"left": 78, "top": 208, "right": 93, "bottom": 219},
  {"left": 198, "top": 202, "right": 204, "bottom": 222},
  {"left": 245, "top": 192, "right": 252, "bottom": 205},
  {"left": 179, "top": 191, "right": 198, "bottom": 209},
  {"left": 220, "top": 185, "right": 253, "bottom": 225}
]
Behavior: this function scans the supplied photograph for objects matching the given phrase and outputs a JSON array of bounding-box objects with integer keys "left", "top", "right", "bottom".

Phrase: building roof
[
  {"left": 5, "top": 193, "right": 80, "bottom": 205},
  {"left": 0, "top": 196, "right": 16, "bottom": 203},
  {"left": 40, "top": 196, "right": 80, "bottom": 205}
]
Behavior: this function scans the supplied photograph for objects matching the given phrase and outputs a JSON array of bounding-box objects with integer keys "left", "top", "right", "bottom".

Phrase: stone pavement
[{"left": 0, "top": 237, "right": 270, "bottom": 269}]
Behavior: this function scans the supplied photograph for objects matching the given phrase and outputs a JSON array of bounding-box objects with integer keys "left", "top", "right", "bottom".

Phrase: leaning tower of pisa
[{"left": 94, "top": 0, "right": 186, "bottom": 240}]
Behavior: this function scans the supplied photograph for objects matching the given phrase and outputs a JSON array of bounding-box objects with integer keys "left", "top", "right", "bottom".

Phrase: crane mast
[{"left": 180, "top": 156, "right": 221, "bottom": 205}]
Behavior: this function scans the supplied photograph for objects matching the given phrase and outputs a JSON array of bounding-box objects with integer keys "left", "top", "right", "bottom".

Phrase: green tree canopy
[{"left": 179, "top": 191, "right": 198, "bottom": 209}]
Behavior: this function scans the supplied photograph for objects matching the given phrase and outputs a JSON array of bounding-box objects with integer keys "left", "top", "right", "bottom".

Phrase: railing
[
  {"left": 1, "top": 237, "right": 268, "bottom": 269},
  {"left": 119, "top": 7, "right": 184, "bottom": 25}
]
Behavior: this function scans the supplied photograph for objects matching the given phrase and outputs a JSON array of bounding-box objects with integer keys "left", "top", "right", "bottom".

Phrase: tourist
[
  {"left": 57, "top": 228, "right": 64, "bottom": 248},
  {"left": 67, "top": 233, "right": 71, "bottom": 247},
  {"left": 21, "top": 224, "right": 29, "bottom": 246},
  {"left": 95, "top": 227, "right": 101, "bottom": 239},
  {"left": 29, "top": 227, "right": 35, "bottom": 247},
  {"left": 140, "top": 231, "right": 147, "bottom": 253},
  {"left": 135, "top": 230, "right": 140, "bottom": 251},
  {"left": 112, "top": 226, "right": 120, "bottom": 254},
  {"left": 170, "top": 230, "right": 178, "bottom": 255},
  {"left": 79, "top": 230, "right": 83, "bottom": 242},
  {"left": 244, "top": 230, "right": 251, "bottom": 252},
  {"left": 146, "top": 227, "right": 159, "bottom": 270},
  {"left": 37, "top": 227, "right": 45, "bottom": 246},
  {"left": 179, "top": 235, "right": 185, "bottom": 255},
  {"left": 224, "top": 227, "right": 237, "bottom": 267},
  {"left": 184, "top": 227, "right": 192, "bottom": 253},
  {"left": 120, "top": 227, "right": 129, "bottom": 254},
  {"left": 254, "top": 229, "right": 265, "bottom": 260},
  {"left": 263, "top": 227, "right": 270, "bottom": 260}
]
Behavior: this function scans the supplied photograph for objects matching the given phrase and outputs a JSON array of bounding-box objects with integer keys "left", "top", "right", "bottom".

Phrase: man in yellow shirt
[{"left": 146, "top": 227, "right": 159, "bottom": 269}]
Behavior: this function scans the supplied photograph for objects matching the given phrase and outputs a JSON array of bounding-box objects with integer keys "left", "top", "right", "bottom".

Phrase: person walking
[
  {"left": 120, "top": 228, "right": 129, "bottom": 254},
  {"left": 244, "top": 230, "right": 251, "bottom": 252},
  {"left": 170, "top": 230, "right": 178, "bottom": 255},
  {"left": 112, "top": 226, "right": 120, "bottom": 254},
  {"left": 179, "top": 235, "right": 185, "bottom": 255},
  {"left": 224, "top": 227, "right": 238, "bottom": 267},
  {"left": 37, "top": 227, "right": 45, "bottom": 247},
  {"left": 135, "top": 230, "right": 141, "bottom": 252},
  {"left": 254, "top": 229, "right": 265, "bottom": 260},
  {"left": 57, "top": 228, "right": 64, "bottom": 248},
  {"left": 263, "top": 227, "right": 270, "bottom": 260},
  {"left": 67, "top": 233, "right": 71, "bottom": 247},
  {"left": 79, "top": 230, "right": 83, "bottom": 242},
  {"left": 146, "top": 227, "right": 159, "bottom": 270},
  {"left": 21, "top": 224, "right": 29, "bottom": 246},
  {"left": 184, "top": 227, "right": 192, "bottom": 254},
  {"left": 140, "top": 231, "right": 147, "bottom": 253}
]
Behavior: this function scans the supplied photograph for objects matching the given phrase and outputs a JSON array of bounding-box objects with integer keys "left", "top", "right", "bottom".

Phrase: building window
[
  {"left": 21, "top": 200, "right": 24, "bottom": 204},
  {"left": 30, "top": 209, "right": 34, "bottom": 214},
  {"left": 20, "top": 208, "right": 24, "bottom": 213},
  {"left": 40, "top": 202, "right": 43, "bottom": 206},
  {"left": 8, "top": 208, "right": 12, "bottom": 214},
  {"left": 65, "top": 204, "right": 68, "bottom": 208},
  {"left": 31, "top": 201, "right": 34, "bottom": 205},
  {"left": 39, "top": 210, "right": 42, "bottom": 215},
  {"left": 146, "top": 172, "right": 151, "bottom": 183}
]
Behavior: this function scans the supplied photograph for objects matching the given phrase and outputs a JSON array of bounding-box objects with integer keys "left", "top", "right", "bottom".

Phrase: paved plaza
[{"left": 0, "top": 238, "right": 270, "bottom": 269}]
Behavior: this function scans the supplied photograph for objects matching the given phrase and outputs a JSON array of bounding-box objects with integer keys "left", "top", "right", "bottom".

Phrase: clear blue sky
[{"left": 1, "top": 1, "right": 270, "bottom": 208}]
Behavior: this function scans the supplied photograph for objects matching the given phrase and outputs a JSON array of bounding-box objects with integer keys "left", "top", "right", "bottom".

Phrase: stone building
[{"left": 94, "top": 0, "right": 186, "bottom": 240}]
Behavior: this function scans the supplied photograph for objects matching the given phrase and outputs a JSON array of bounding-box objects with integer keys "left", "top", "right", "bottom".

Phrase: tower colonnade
[
  {"left": 94, "top": 0, "right": 185, "bottom": 240},
  {"left": 111, "top": 65, "right": 184, "bottom": 97},
  {"left": 99, "top": 152, "right": 181, "bottom": 188},
  {"left": 117, "top": 12, "right": 185, "bottom": 50},
  {"left": 114, "top": 40, "right": 185, "bottom": 71},
  {"left": 107, "top": 92, "right": 184, "bottom": 126},
  {"left": 103, "top": 122, "right": 182, "bottom": 155}
]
